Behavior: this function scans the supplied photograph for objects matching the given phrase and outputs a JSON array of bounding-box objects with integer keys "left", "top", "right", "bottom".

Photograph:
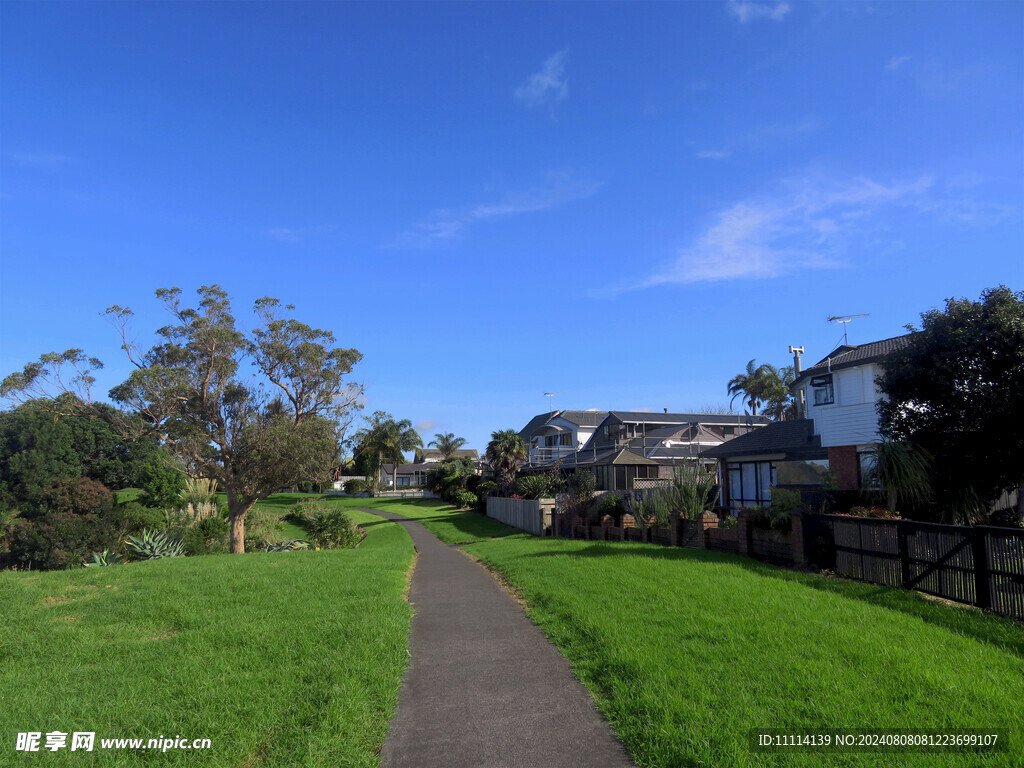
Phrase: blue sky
[{"left": 2, "top": 1, "right": 1021, "bottom": 455}]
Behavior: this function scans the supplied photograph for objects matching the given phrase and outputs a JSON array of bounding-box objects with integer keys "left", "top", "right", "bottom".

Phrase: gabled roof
[
  {"left": 793, "top": 334, "right": 914, "bottom": 388},
  {"left": 605, "top": 411, "right": 771, "bottom": 426},
  {"left": 518, "top": 409, "right": 609, "bottom": 440},
  {"left": 700, "top": 419, "right": 824, "bottom": 460},
  {"left": 415, "top": 448, "right": 479, "bottom": 462},
  {"left": 380, "top": 462, "right": 433, "bottom": 476},
  {"left": 538, "top": 446, "right": 660, "bottom": 468}
]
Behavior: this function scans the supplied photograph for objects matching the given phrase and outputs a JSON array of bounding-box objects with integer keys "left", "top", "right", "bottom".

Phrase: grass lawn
[
  {"left": 241, "top": 492, "right": 324, "bottom": 541},
  {"left": 361, "top": 499, "right": 1024, "bottom": 768},
  {"left": 0, "top": 509, "right": 413, "bottom": 767}
]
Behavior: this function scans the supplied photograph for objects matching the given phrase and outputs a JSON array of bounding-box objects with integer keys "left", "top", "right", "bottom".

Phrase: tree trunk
[
  {"left": 229, "top": 511, "right": 247, "bottom": 554},
  {"left": 226, "top": 486, "right": 254, "bottom": 554}
]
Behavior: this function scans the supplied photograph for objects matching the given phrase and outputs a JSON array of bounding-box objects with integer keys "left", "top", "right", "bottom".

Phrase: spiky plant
[
  {"left": 867, "top": 441, "right": 933, "bottom": 514},
  {"left": 665, "top": 462, "right": 718, "bottom": 520},
  {"left": 84, "top": 549, "right": 121, "bottom": 567},
  {"left": 125, "top": 529, "right": 187, "bottom": 560},
  {"left": 265, "top": 539, "right": 310, "bottom": 552}
]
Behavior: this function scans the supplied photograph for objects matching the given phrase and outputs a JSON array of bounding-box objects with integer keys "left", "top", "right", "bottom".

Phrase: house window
[
  {"left": 810, "top": 374, "right": 834, "bottom": 405},
  {"left": 727, "top": 460, "right": 776, "bottom": 510},
  {"left": 397, "top": 476, "right": 410, "bottom": 487}
]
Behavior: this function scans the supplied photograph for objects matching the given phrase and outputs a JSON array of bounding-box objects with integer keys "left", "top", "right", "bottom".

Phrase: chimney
[{"left": 664, "top": 407, "right": 668, "bottom": 414}]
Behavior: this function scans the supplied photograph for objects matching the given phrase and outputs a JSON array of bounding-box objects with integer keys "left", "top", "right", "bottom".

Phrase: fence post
[
  {"left": 897, "top": 520, "right": 911, "bottom": 587},
  {"left": 791, "top": 510, "right": 806, "bottom": 568},
  {"left": 971, "top": 528, "right": 992, "bottom": 610},
  {"left": 738, "top": 509, "right": 753, "bottom": 557}
]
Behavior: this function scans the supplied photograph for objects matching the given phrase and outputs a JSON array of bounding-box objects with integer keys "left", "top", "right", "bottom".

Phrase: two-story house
[
  {"left": 518, "top": 410, "right": 608, "bottom": 467},
  {"left": 704, "top": 334, "right": 913, "bottom": 510},
  {"left": 795, "top": 334, "right": 912, "bottom": 491},
  {"left": 528, "top": 410, "right": 771, "bottom": 491}
]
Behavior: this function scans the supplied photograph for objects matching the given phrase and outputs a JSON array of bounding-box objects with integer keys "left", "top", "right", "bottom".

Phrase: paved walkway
[{"left": 365, "top": 509, "right": 636, "bottom": 768}]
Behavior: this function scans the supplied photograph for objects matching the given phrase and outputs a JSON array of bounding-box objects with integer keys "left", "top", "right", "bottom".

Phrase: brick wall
[{"left": 828, "top": 445, "right": 860, "bottom": 491}]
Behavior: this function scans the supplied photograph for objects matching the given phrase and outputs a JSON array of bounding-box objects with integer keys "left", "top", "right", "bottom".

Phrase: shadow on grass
[
  {"left": 520, "top": 541, "right": 1024, "bottom": 658},
  {"left": 356, "top": 506, "right": 525, "bottom": 542}
]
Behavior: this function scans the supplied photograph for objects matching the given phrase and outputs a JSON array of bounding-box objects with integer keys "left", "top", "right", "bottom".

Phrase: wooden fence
[
  {"left": 811, "top": 515, "right": 1024, "bottom": 620},
  {"left": 547, "top": 506, "right": 1024, "bottom": 621},
  {"left": 486, "top": 497, "right": 555, "bottom": 535}
]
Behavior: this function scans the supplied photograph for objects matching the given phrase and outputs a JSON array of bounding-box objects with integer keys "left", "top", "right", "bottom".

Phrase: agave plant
[
  {"left": 84, "top": 549, "right": 121, "bottom": 567},
  {"left": 125, "top": 529, "right": 187, "bottom": 560},
  {"left": 265, "top": 539, "right": 310, "bottom": 552}
]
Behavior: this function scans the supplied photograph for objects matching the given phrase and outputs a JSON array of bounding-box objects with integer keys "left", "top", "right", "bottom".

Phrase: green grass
[
  {"left": 243, "top": 492, "right": 324, "bottom": 540},
  {"left": 336, "top": 497, "right": 529, "bottom": 545},
  {"left": 358, "top": 500, "right": 1024, "bottom": 768},
  {"left": 0, "top": 509, "right": 414, "bottom": 767}
]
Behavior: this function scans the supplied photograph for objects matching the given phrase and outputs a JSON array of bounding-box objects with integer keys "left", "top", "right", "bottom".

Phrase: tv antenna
[
  {"left": 827, "top": 314, "right": 868, "bottom": 345},
  {"left": 543, "top": 392, "right": 562, "bottom": 413}
]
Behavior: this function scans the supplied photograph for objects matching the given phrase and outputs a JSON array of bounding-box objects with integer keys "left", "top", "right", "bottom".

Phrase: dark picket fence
[
  {"left": 812, "top": 515, "right": 1024, "bottom": 620},
  {"left": 551, "top": 507, "right": 1024, "bottom": 621}
]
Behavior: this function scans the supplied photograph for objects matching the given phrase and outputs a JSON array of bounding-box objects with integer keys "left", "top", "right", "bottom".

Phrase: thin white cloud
[
  {"left": 636, "top": 174, "right": 936, "bottom": 288},
  {"left": 9, "top": 151, "right": 72, "bottom": 168},
  {"left": 414, "top": 420, "right": 436, "bottom": 434},
  {"left": 728, "top": 0, "right": 791, "bottom": 23},
  {"left": 262, "top": 225, "right": 334, "bottom": 243},
  {"left": 696, "top": 149, "right": 732, "bottom": 160},
  {"left": 515, "top": 50, "right": 569, "bottom": 107},
  {"left": 885, "top": 55, "right": 911, "bottom": 71},
  {"left": 393, "top": 172, "right": 601, "bottom": 249}
]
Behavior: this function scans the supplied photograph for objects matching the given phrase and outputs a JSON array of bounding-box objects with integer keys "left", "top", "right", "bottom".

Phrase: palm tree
[
  {"left": 727, "top": 360, "right": 794, "bottom": 419},
  {"left": 355, "top": 411, "right": 423, "bottom": 496},
  {"left": 761, "top": 364, "right": 796, "bottom": 421},
  {"left": 428, "top": 432, "right": 467, "bottom": 460},
  {"left": 727, "top": 359, "right": 767, "bottom": 415},
  {"left": 484, "top": 429, "right": 527, "bottom": 496}
]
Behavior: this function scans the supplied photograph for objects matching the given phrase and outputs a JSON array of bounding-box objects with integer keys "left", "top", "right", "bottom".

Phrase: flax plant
[{"left": 664, "top": 462, "right": 718, "bottom": 520}]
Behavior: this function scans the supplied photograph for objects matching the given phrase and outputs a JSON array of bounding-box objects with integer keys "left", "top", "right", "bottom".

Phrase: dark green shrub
[
  {"left": 719, "top": 514, "right": 739, "bottom": 530},
  {"left": 120, "top": 501, "right": 166, "bottom": 534},
  {"left": 177, "top": 515, "right": 229, "bottom": 556},
  {"left": 306, "top": 508, "right": 361, "bottom": 549},
  {"left": 596, "top": 493, "right": 626, "bottom": 523},
  {"left": 137, "top": 457, "right": 186, "bottom": 509},
  {"left": 285, "top": 497, "right": 326, "bottom": 527},
  {"left": 562, "top": 470, "right": 596, "bottom": 517},
  {"left": 450, "top": 489, "right": 478, "bottom": 509},
  {"left": 7, "top": 478, "right": 125, "bottom": 569},
  {"left": 515, "top": 472, "right": 565, "bottom": 500},
  {"left": 343, "top": 478, "right": 366, "bottom": 495}
]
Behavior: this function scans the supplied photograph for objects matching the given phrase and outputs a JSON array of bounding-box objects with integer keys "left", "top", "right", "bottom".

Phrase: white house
[
  {"left": 705, "top": 334, "right": 913, "bottom": 509},
  {"left": 518, "top": 410, "right": 608, "bottom": 467},
  {"left": 793, "top": 334, "right": 913, "bottom": 490}
]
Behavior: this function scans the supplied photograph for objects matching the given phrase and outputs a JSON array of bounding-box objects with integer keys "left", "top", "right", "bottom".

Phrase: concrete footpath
[{"left": 365, "top": 509, "right": 636, "bottom": 768}]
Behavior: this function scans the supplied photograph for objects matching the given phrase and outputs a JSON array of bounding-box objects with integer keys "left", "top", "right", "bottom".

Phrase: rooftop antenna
[
  {"left": 543, "top": 392, "right": 562, "bottom": 414},
  {"left": 827, "top": 314, "right": 869, "bottom": 345}
]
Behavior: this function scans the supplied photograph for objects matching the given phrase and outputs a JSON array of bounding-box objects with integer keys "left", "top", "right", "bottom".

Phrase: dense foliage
[
  {"left": 354, "top": 411, "right": 422, "bottom": 496},
  {"left": 7, "top": 478, "right": 125, "bottom": 570},
  {"left": 2, "top": 286, "right": 362, "bottom": 553},
  {"left": 876, "top": 286, "right": 1024, "bottom": 523},
  {"left": 484, "top": 429, "right": 527, "bottom": 496},
  {"left": 726, "top": 360, "right": 795, "bottom": 419},
  {"left": 426, "top": 456, "right": 476, "bottom": 504},
  {"left": 0, "top": 400, "right": 164, "bottom": 508}
]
